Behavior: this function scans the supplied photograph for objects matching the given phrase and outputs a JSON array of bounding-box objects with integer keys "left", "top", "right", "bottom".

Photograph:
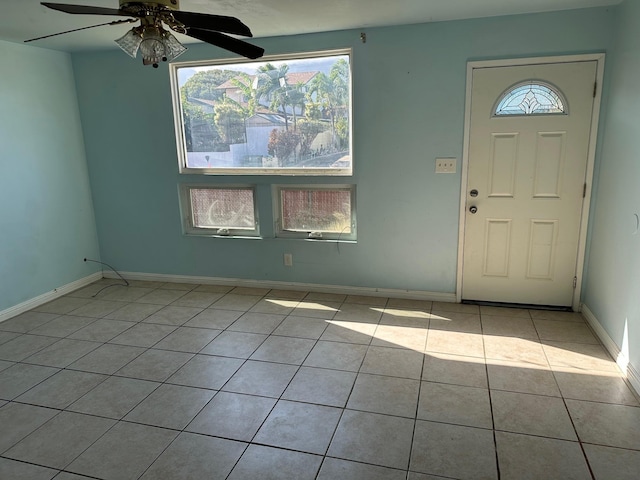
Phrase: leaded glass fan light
[{"left": 494, "top": 81, "right": 567, "bottom": 116}]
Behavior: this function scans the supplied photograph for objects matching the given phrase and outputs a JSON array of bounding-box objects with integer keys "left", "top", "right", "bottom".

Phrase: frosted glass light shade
[
  {"left": 139, "top": 26, "right": 166, "bottom": 66},
  {"left": 163, "top": 31, "right": 187, "bottom": 61},
  {"left": 115, "top": 29, "right": 142, "bottom": 58},
  {"left": 115, "top": 26, "right": 187, "bottom": 67}
]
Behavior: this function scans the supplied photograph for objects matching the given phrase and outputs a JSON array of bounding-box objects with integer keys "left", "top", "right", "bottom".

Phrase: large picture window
[{"left": 170, "top": 50, "right": 352, "bottom": 175}]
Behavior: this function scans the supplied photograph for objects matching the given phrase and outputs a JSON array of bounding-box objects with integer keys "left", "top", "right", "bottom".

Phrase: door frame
[{"left": 456, "top": 54, "right": 606, "bottom": 311}]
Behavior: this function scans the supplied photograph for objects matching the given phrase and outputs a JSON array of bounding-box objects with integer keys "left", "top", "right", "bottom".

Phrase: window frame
[
  {"left": 178, "top": 184, "right": 260, "bottom": 238},
  {"left": 169, "top": 49, "right": 353, "bottom": 176},
  {"left": 274, "top": 184, "right": 357, "bottom": 241}
]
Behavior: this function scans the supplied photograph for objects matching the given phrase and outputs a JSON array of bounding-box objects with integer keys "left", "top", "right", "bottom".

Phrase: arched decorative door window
[{"left": 493, "top": 81, "right": 567, "bottom": 116}]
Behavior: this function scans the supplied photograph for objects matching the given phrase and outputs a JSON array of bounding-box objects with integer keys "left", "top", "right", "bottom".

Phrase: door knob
[
  {"left": 470, "top": 189, "right": 478, "bottom": 197},
  {"left": 469, "top": 206, "right": 478, "bottom": 214}
]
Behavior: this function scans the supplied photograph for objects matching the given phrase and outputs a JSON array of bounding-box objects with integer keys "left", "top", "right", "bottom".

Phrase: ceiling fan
[{"left": 25, "top": 1, "right": 265, "bottom": 67}]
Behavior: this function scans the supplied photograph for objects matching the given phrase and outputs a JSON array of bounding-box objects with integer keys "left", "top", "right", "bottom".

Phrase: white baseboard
[
  {"left": 581, "top": 303, "right": 640, "bottom": 397},
  {"left": 103, "top": 271, "right": 458, "bottom": 303},
  {"left": 0, "top": 272, "right": 103, "bottom": 323}
]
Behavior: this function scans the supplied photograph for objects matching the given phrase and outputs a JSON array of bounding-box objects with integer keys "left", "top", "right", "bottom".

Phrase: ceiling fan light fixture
[
  {"left": 114, "top": 28, "right": 142, "bottom": 58},
  {"left": 129, "top": 25, "right": 187, "bottom": 68},
  {"left": 35, "top": 2, "right": 262, "bottom": 65}
]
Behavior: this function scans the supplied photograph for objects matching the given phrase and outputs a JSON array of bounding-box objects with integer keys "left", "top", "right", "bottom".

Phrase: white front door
[{"left": 461, "top": 61, "right": 598, "bottom": 306}]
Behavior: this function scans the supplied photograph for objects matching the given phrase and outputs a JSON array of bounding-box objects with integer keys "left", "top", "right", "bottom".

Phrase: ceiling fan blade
[
  {"left": 185, "top": 28, "right": 264, "bottom": 59},
  {"left": 41, "top": 2, "right": 127, "bottom": 16},
  {"left": 24, "top": 19, "right": 135, "bottom": 43},
  {"left": 172, "top": 11, "right": 253, "bottom": 37}
]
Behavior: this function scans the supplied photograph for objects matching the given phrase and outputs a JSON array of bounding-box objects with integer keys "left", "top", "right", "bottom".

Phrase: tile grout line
[
  {"left": 270, "top": 293, "right": 344, "bottom": 480},
  {"left": 542, "top": 340, "right": 597, "bottom": 480},
  {"left": 221, "top": 290, "right": 334, "bottom": 480},
  {"left": 480, "top": 307, "right": 502, "bottom": 480},
  {"left": 313, "top": 296, "right": 389, "bottom": 479},
  {"left": 406, "top": 304, "right": 430, "bottom": 480},
  {"left": 209, "top": 290, "right": 334, "bottom": 478}
]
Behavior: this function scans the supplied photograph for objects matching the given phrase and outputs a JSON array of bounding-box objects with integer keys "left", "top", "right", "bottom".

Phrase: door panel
[
  {"left": 483, "top": 219, "right": 512, "bottom": 277},
  {"left": 533, "top": 132, "right": 565, "bottom": 197},
  {"left": 489, "top": 133, "right": 518, "bottom": 197},
  {"left": 462, "top": 61, "right": 597, "bottom": 306}
]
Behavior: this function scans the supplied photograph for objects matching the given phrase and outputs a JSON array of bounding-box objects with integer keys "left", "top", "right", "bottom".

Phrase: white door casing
[{"left": 458, "top": 56, "right": 604, "bottom": 308}]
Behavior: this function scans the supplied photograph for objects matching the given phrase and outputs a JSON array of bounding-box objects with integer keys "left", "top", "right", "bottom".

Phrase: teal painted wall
[
  {"left": 72, "top": 7, "right": 614, "bottom": 293},
  {"left": 0, "top": 41, "right": 100, "bottom": 311},
  {"left": 583, "top": 0, "right": 640, "bottom": 375}
]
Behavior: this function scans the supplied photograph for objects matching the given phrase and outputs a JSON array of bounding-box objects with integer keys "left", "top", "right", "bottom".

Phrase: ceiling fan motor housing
[{"left": 119, "top": 0, "right": 180, "bottom": 10}]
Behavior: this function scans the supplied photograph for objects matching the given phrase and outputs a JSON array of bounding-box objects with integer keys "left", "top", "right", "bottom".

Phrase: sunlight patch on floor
[{"left": 263, "top": 299, "right": 299, "bottom": 308}]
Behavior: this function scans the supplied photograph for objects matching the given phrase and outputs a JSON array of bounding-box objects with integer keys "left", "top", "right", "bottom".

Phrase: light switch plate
[{"left": 435, "top": 158, "right": 456, "bottom": 174}]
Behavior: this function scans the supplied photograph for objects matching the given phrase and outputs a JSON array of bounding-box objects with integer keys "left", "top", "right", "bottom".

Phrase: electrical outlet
[
  {"left": 284, "top": 253, "right": 293, "bottom": 267},
  {"left": 435, "top": 158, "right": 456, "bottom": 174}
]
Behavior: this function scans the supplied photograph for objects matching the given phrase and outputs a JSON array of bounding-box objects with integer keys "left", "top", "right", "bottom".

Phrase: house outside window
[{"left": 170, "top": 50, "right": 352, "bottom": 175}]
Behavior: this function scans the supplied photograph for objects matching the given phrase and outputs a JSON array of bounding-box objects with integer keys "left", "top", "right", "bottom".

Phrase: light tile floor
[{"left": 1, "top": 279, "right": 639, "bottom": 479}]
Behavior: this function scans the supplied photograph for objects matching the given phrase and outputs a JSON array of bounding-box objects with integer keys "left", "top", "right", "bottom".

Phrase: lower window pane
[
  {"left": 281, "top": 189, "right": 351, "bottom": 233},
  {"left": 190, "top": 188, "right": 255, "bottom": 229}
]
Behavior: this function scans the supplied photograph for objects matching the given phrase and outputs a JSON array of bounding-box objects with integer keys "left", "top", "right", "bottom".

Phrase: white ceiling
[{"left": 0, "top": 0, "right": 620, "bottom": 52}]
